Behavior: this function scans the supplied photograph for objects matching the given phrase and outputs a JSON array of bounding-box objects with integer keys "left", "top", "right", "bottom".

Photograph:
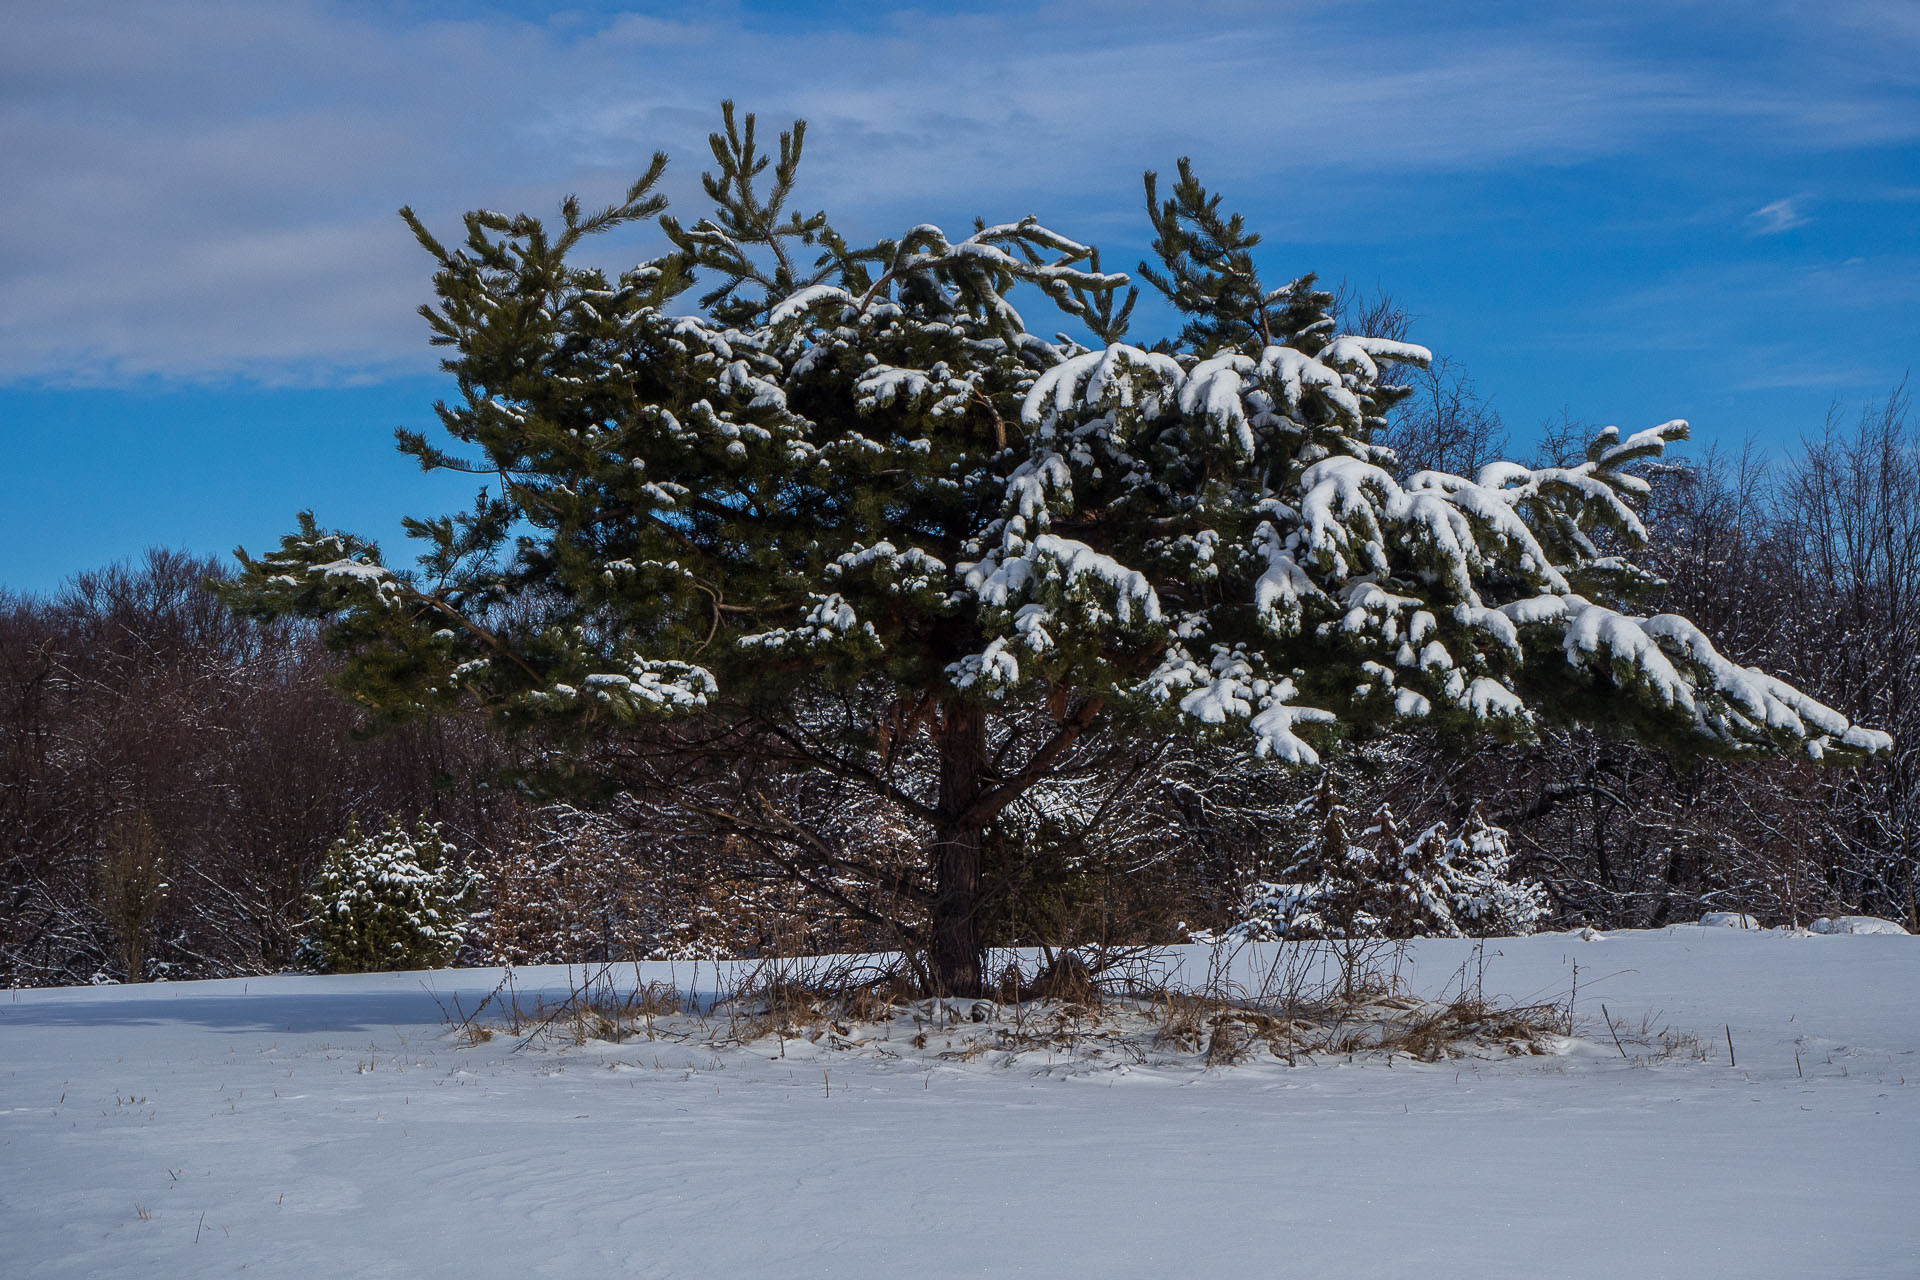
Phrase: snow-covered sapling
[
  {"left": 1219, "top": 777, "right": 1549, "bottom": 942},
  {"left": 301, "top": 818, "right": 473, "bottom": 973}
]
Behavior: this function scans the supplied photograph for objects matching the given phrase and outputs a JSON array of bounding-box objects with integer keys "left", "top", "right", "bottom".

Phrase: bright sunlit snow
[{"left": 3, "top": 926, "right": 1914, "bottom": 1278}]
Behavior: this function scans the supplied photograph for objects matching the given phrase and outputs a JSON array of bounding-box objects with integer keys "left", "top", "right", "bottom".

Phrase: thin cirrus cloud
[
  {"left": 0, "top": 0, "right": 1914, "bottom": 388},
  {"left": 1749, "top": 198, "right": 1811, "bottom": 234}
]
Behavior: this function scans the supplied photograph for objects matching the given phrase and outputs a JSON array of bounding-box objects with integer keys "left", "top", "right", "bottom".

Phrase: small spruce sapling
[
  {"left": 1220, "top": 776, "right": 1547, "bottom": 941},
  {"left": 1440, "top": 805, "right": 1550, "bottom": 937},
  {"left": 301, "top": 818, "right": 473, "bottom": 973}
]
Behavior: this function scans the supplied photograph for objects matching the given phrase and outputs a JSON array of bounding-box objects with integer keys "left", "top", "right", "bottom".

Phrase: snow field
[{"left": 2, "top": 926, "right": 1915, "bottom": 1279}]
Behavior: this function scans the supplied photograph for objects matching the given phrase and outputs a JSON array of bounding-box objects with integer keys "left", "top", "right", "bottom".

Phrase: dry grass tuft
[
  {"left": 1024, "top": 950, "right": 1098, "bottom": 1004},
  {"left": 1386, "top": 996, "right": 1561, "bottom": 1062},
  {"left": 445, "top": 940, "right": 1566, "bottom": 1069},
  {"left": 442, "top": 963, "right": 692, "bottom": 1048}
]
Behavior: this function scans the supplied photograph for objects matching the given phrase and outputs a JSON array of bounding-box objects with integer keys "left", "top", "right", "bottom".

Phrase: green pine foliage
[
  {"left": 1139, "top": 157, "right": 1332, "bottom": 357},
  {"left": 300, "top": 818, "right": 473, "bottom": 973}
]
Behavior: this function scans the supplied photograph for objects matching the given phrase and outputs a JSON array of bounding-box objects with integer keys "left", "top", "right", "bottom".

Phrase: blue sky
[{"left": 2, "top": 0, "right": 1915, "bottom": 595}]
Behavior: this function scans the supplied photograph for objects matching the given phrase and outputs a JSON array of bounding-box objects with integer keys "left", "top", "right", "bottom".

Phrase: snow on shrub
[
  {"left": 1809, "top": 915, "right": 1910, "bottom": 936},
  {"left": 1699, "top": 912, "right": 1761, "bottom": 929},
  {"left": 300, "top": 818, "right": 473, "bottom": 973},
  {"left": 1441, "top": 807, "right": 1551, "bottom": 936},
  {"left": 1214, "top": 776, "right": 1547, "bottom": 942}
]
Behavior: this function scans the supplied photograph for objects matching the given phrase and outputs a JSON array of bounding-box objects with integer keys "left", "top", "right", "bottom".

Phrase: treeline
[
  {"left": 0, "top": 551, "right": 512, "bottom": 984},
  {"left": 2, "top": 389, "right": 1914, "bottom": 984}
]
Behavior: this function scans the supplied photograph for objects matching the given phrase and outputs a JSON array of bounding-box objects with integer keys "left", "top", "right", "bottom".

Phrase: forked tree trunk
[{"left": 929, "top": 699, "right": 989, "bottom": 997}]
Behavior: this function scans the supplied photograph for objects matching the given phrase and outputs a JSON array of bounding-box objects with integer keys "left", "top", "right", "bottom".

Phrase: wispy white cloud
[
  {"left": 0, "top": 0, "right": 1914, "bottom": 386},
  {"left": 1749, "top": 198, "right": 1811, "bottom": 234}
]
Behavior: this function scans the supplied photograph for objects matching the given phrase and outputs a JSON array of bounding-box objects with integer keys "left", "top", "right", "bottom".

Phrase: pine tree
[{"left": 229, "top": 104, "right": 1887, "bottom": 995}]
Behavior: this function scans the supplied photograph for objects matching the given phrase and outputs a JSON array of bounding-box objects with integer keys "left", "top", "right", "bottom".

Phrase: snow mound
[
  {"left": 1698, "top": 912, "right": 1761, "bottom": 929},
  {"left": 1809, "top": 915, "right": 1910, "bottom": 935}
]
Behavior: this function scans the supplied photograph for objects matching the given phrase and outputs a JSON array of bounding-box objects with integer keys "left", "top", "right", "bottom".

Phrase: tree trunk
[{"left": 929, "top": 699, "right": 988, "bottom": 997}]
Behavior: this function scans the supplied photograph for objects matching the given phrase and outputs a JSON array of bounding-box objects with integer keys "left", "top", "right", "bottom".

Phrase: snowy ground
[{"left": 3, "top": 927, "right": 1915, "bottom": 1279}]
